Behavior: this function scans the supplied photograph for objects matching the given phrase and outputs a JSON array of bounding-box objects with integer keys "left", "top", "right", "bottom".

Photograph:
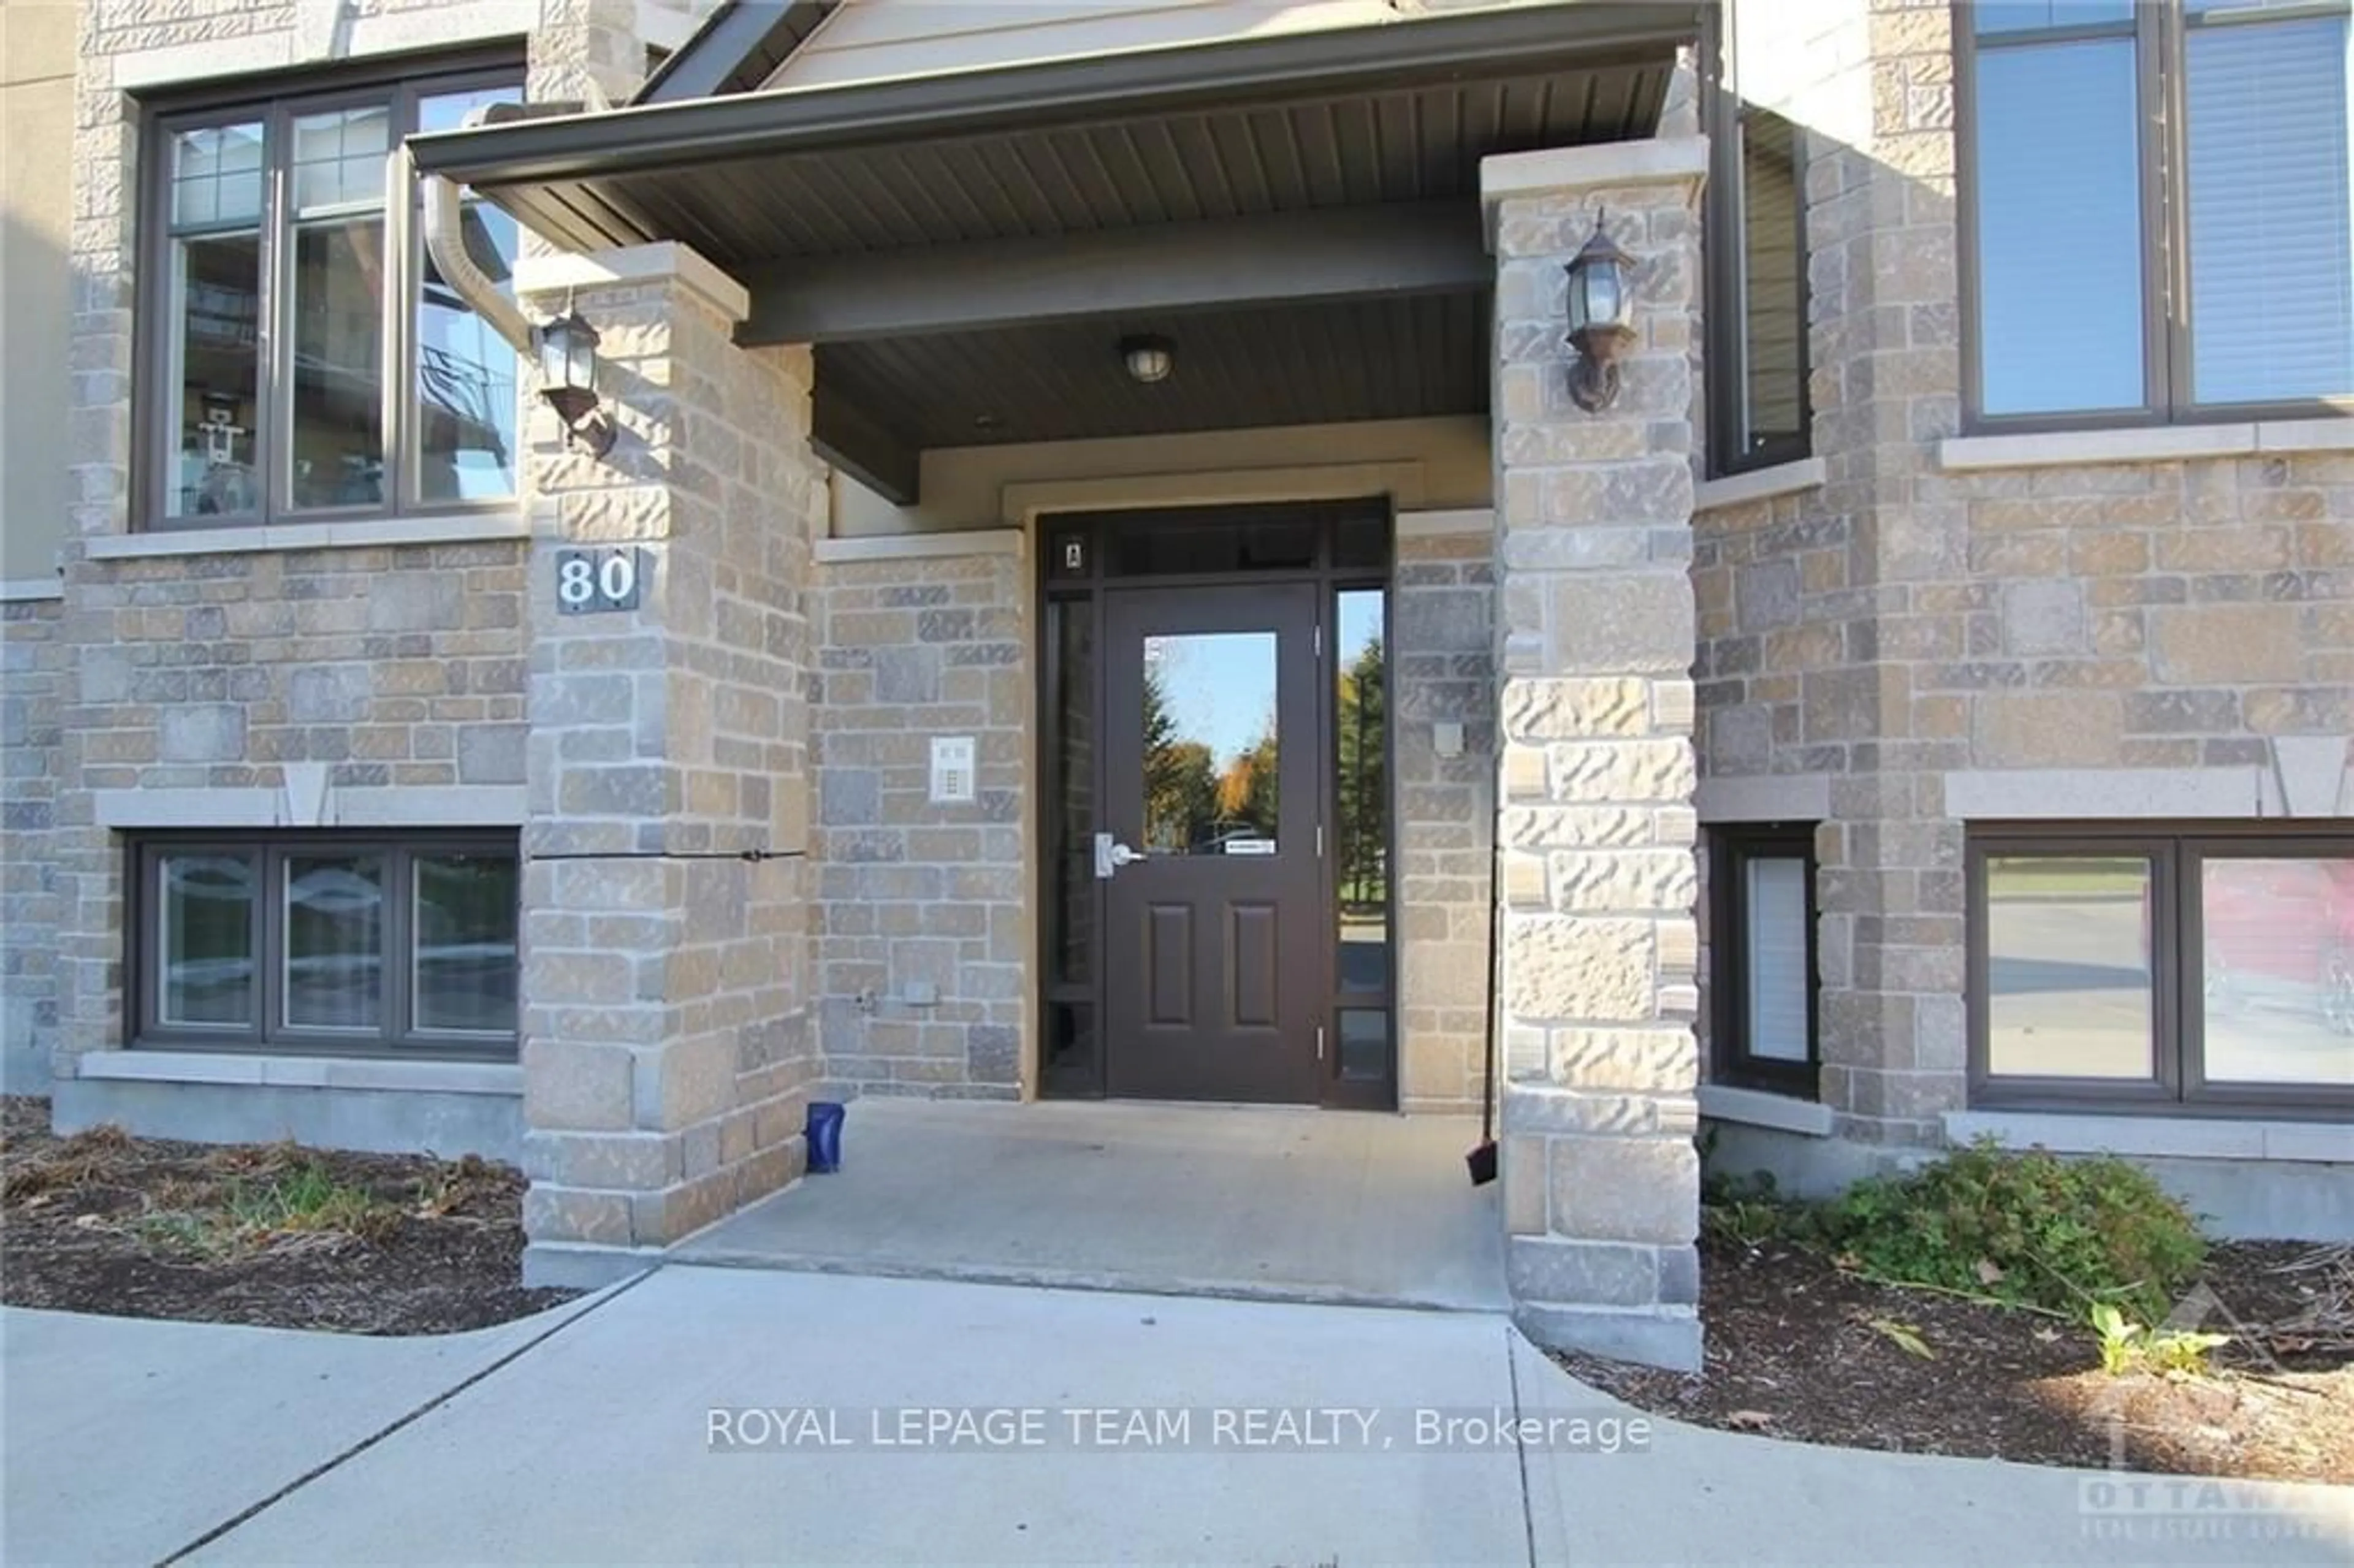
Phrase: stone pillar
[
  {"left": 512, "top": 244, "right": 824, "bottom": 1285},
  {"left": 1482, "top": 140, "right": 1708, "bottom": 1372}
]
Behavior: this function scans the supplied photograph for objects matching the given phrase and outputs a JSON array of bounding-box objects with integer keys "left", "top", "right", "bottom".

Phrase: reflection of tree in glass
[
  {"left": 1216, "top": 727, "right": 1279, "bottom": 842},
  {"left": 1337, "top": 634, "right": 1386, "bottom": 909},
  {"left": 1141, "top": 664, "right": 1219, "bottom": 851}
]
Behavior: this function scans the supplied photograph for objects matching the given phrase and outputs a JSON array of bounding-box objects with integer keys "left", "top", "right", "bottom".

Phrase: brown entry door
[{"left": 1100, "top": 583, "right": 1322, "bottom": 1102}]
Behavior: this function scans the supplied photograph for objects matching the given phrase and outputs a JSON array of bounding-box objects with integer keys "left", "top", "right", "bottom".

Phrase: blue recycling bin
[{"left": 805, "top": 1100, "right": 846, "bottom": 1174}]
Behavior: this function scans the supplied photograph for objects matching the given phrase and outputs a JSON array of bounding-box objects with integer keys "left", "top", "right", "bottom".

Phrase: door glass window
[
  {"left": 1337, "top": 1008, "right": 1390, "bottom": 1082},
  {"left": 1334, "top": 590, "right": 1387, "bottom": 992},
  {"left": 1984, "top": 855, "right": 2155, "bottom": 1079},
  {"left": 1141, "top": 631, "right": 1277, "bottom": 855}
]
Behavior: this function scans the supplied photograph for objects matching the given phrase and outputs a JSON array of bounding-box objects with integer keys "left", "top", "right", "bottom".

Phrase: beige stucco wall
[
  {"left": 833, "top": 414, "right": 1492, "bottom": 536},
  {"left": 2, "top": 0, "right": 74, "bottom": 587},
  {"left": 768, "top": 0, "right": 1447, "bottom": 92}
]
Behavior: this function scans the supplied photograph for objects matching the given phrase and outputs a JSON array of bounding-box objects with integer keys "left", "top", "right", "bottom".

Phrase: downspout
[{"left": 419, "top": 106, "right": 536, "bottom": 359}]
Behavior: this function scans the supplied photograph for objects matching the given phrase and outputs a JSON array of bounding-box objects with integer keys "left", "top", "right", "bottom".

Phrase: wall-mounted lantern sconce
[
  {"left": 1563, "top": 213, "right": 1637, "bottom": 413},
  {"left": 535, "top": 306, "right": 616, "bottom": 456}
]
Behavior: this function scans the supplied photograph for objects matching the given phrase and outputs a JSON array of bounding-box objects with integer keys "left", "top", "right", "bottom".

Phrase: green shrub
[
  {"left": 1700, "top": 1170, "right": 1798, "bottom": 1249},
  {"left": 1818, "top": 1138, "right": 2206, "bottom": 1322}
]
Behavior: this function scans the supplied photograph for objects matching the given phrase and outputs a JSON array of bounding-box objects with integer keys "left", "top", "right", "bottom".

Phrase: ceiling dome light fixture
[{"left": 1120, "top": 334, "right": 1175, "bottom": 384}]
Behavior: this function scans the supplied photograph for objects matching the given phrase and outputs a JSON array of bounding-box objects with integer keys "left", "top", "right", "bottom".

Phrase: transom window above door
[
  {"left": 1962, "top": 0, "right": 2353, "bottom": 424},
  {"left": 140, "top": 65, "right": 524, "bottom": 528}
]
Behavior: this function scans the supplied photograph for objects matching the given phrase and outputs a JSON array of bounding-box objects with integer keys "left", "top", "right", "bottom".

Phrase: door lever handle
[{"left": 1094, "top": 832, "right": 1142, "bottom": 879}]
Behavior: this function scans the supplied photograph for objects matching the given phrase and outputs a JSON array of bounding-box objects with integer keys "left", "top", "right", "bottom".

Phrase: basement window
[
  {"left": 1969, "top": 826, "right": 2354, "bottom": 1114},
  {"left": 130, "top": 834, "right": 520, "bottom": 1059}
]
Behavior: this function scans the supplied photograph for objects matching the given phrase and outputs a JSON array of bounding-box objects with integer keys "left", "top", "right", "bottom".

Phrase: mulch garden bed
[
  {"left": 1552, "top": 1231, "right": 2354, "bottom": 1485},
  {"left": 1, "top": 1095, "right": 577, "bottom": 1335}
]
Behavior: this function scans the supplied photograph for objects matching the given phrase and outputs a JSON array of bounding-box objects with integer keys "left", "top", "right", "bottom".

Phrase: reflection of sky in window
[
  {"left": 1148, "top": 632, "right": 1274, "bottom": 766},
  {"left": 419, "top": 86, "right": 525, "bottom": 501},
  {"left": 1338, "top": 592, "right": 1382, "bottom": 665},
  {"left": 1975, "top": 37, "right": 2147, "bottom": 414}
]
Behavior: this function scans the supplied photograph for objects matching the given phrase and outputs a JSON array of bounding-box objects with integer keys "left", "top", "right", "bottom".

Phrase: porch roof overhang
[{"left": 408, "top": 2, "right": 1704, "bottom": 503}]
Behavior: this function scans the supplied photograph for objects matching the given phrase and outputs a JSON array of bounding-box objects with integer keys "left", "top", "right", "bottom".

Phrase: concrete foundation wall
[
  {"left": 1704, "top": 1119, "right": 2353, "bottom": 1244},
  {"left": 56, "top": 1076, "right": 523, "bottom": 1163}
]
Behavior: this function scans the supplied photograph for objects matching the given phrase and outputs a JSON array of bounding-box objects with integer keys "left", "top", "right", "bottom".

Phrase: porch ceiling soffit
[
  {"left": 409, "top": 2, "right": 1698, "bottom": 503},
  {"left": 408, "top": 4, "right": 1696, "bottom": 267}
]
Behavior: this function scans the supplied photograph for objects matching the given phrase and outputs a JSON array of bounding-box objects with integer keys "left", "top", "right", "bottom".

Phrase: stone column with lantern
[
  {"left": 1481, "top": 140, "right": 1708, "bottom": 1372},
  {"left": 508, "top": 243, "right": 827, "bottom": 1285}
]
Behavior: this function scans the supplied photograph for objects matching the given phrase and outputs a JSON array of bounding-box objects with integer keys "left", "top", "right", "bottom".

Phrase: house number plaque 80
[{"left": 555, "top": 547, "right": 650, "bottom": 614}]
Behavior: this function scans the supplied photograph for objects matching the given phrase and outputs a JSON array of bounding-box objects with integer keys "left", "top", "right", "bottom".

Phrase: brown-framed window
[
  {"left": 1957, "top": 0, "right": 2353, "bottom": 427},
  {"left": 1969, "top": 825, "right": 2354, "bottom": 1116},
  {"left": 1709, "top": 824, "right": 1819, "bottom": 1097},
  {"left": 139, "top": 63, "right": 524, "bottom": 529},
  {"left": 130, "top": 833, "right": 520, "bottom": 1059},
  {"left": 1702, "top": 3, "right": 1811, "bottom": 477}
]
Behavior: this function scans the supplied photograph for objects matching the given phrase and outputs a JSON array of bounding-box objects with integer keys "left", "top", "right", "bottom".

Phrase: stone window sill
[
  {"left": 0, "top": 577, "right": 63, "bottom": 603},
  {"left": 1694, "top": 456, "right": 1826, "bottom": 512},
  {"left": 1938, "top": 417, "right": 2353, "bottom": 473},
  {"left": 86, "top": 512, "right": 528, "bottom": 561},
  {"left": 1699, "top": 1084, "right": 1835, "bottom": 1138},
  {"left": 77, "top": 1050, "right": 520, "bottom": 1097},
  {"left": 1946, "top": 1110, "right": 2348, "bottom": 1164}
]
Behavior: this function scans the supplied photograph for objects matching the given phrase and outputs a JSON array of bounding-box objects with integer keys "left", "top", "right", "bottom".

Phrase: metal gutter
[
  {"left": 417, "top": 104, "right": 545, "bottom": 359},
  {"left": 409, "top": 2, "right": 1705, "bottom": 188}
]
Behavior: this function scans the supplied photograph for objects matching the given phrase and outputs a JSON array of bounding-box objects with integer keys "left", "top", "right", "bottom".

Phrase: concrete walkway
[
  {"left": 4, "top": 1268, "right": 2348, "bottom": 1566},
  {"left": 677, "top": 1098, "right": 1508, "bottom": 1311}
]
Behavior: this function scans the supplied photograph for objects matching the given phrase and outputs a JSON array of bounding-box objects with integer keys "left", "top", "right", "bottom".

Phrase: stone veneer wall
[
  {"left": 47, "top": 544, "right": 530, "bottom": 1075},
  {"left": 1487, "top": 141, "right": 1707, "bottom": 1371},
  {"left": 809, "top": 551, "right": 1029, "bottom": 1100},
  {"left": 1393, "top": 520, "right": 1497, "bottom": 1113},
  {"left": 1, "top": 595, "right": 64, "bottom": 1091},
  {"left": 514, "top": 261, "right": 825, "bottom": 1274},
  {"left": 43, "top": 1, "right": 706, "bottom": 1105},
  {"left": 1696, "top": 0, "right": 2354, "bottom": 1164}
]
